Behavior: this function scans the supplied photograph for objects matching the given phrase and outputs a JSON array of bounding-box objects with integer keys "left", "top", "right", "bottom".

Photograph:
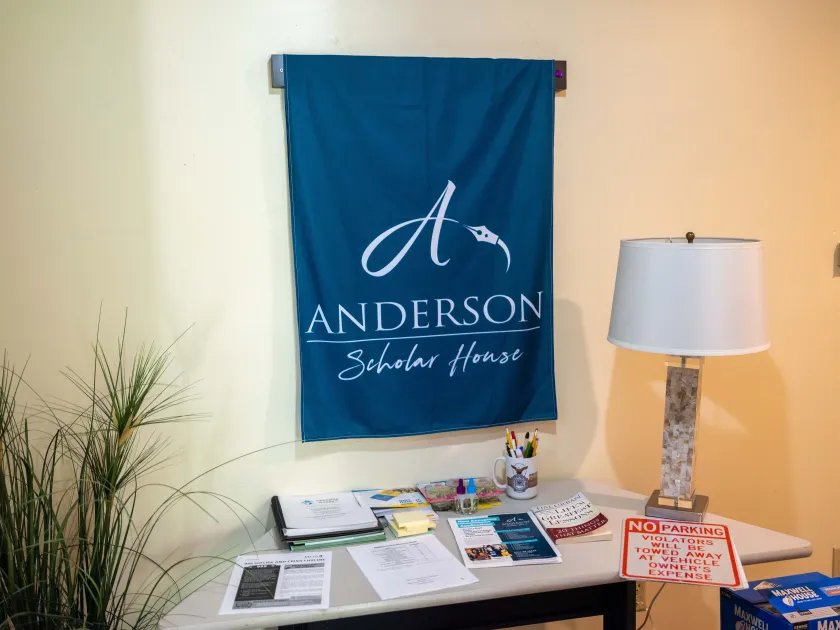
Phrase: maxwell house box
[{"left": 722, "top": 573, "right": 840, "bottom": 629}]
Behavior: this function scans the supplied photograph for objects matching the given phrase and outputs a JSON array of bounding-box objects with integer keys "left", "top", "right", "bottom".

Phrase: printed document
[
  {"left": 347, "top": 535, "right": 477, "bottom": 600},
  {"left": 219, "top": 552, "right": 331, "bottom": 615},
  {"left": 279, "top": 492, "right": 378, "bottom": 535}
]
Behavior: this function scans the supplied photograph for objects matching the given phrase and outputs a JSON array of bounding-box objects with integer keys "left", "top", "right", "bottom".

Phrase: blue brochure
[{"left": 448, "top": 512, "right": 561, "bottom": 568}]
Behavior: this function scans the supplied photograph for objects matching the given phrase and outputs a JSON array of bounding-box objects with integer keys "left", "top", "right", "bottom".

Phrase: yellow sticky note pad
[
  {"left": 392, "top": 510, "right": 429, "bottom": 527},
  {"left": 388, "top": 520, "right": 430, "bottom": 537}
]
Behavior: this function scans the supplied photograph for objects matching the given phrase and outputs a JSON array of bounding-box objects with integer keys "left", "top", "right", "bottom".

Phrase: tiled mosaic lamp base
[{"left": 644, "top": 358, "right": 709, "bottom": 522}]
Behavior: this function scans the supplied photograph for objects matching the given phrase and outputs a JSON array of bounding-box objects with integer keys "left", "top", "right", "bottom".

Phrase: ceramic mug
[{"left": 492, "top": 454, "right": 538, "bottom": 499}]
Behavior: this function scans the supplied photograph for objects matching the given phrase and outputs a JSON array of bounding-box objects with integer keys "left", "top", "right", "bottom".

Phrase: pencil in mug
[{"left": 524, "top": 428, "right": 539, "bottom": 457}]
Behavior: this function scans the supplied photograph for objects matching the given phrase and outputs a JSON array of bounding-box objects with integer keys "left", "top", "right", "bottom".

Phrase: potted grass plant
[{"left": 0, "top": 322, "right": 244, "bottom": 629}]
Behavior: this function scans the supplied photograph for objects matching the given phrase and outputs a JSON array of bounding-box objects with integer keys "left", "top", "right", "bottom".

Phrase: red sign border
[{"left": 620, "top": 517, "right": 743, "bottom": 588}]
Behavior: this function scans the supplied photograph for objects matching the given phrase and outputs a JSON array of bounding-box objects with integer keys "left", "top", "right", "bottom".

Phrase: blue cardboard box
[{"left": 721, "top": 573, "right": 840, "bottom": 629}]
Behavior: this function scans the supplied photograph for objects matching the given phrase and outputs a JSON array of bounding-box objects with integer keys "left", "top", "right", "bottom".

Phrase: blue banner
[{"left": 284, "top": 55, "right": 557, "bottom": 441}]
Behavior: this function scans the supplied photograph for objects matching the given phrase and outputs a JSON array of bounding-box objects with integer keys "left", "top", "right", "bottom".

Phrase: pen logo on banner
[{"left": 361, "top": 180, "right": 511, "bottom": 277}]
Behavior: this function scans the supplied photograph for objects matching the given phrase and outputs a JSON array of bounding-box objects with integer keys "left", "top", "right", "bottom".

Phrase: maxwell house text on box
[{"left": 722, "top": 573, "right": 840, "bottom": 630}]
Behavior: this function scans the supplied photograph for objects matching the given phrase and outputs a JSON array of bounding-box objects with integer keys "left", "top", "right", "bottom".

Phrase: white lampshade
[{"left": 608, "top": 237, "right": 769, "bottom": 356}]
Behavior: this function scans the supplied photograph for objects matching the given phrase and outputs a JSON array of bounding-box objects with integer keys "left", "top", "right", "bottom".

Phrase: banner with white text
[{"left": 284, "top": 54, "right": 557, "bottom": 441}]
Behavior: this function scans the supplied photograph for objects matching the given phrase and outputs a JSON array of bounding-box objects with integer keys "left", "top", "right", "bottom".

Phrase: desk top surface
[{"left": 159, "top": 479, "right": 811, "bottom": 629}]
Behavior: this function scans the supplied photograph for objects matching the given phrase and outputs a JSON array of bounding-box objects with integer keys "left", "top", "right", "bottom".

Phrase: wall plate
[{"left": 636, "top": 582, "right": 647, "bottom": 612}]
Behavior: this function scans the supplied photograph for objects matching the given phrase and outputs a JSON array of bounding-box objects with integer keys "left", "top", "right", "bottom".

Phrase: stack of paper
[
  {"left": 373, "top": 504, "right": 438, "bottom": 522},
  {"left": 273, "top": 493, "right": 384, "bottom": 547},
  {"left": 354, "top": 488, "right": 434, "bottom": 538},
  {"left": 386, "top": 509, "right": 437, "bottom": 537},
  {"left": 278, "top": 492, "right": 379, "bottom": 536},
  {"left": 288, "top": 530, "right": 386, "bottom": 551}
]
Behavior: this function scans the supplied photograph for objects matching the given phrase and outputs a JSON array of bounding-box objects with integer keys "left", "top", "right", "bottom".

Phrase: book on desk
[{"left": 531, "top": 492, "right": 613, "bottom": 545}]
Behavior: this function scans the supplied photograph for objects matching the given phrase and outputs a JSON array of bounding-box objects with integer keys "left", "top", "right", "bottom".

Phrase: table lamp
[{"left": 607, "top": 233, "right": 768, "bottom": 522}]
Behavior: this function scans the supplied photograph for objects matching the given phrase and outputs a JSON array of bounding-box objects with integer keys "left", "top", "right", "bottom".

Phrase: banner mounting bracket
[{"left": 270, "top": 55, "right": 567, "bottom": 92}]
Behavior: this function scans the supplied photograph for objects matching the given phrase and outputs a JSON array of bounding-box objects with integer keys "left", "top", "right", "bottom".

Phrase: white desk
[{"left": 160, "top": 479, "right": 811, "bottom": 630}]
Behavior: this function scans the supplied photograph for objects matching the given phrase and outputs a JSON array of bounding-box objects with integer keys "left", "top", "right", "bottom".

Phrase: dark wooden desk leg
[{"left": 603, "top": 581, "right": 636, "bottom": 630}]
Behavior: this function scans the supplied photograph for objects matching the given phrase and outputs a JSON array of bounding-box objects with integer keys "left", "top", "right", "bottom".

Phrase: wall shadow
[
  {"left": 262, "top": 82, "right": 302, "bottom": 469},
  {"left": 0, "top": 2, "right": 156, "bottom": 389},
  {"left": 549, "top": 299, "right": 599, "bottom": 478}
]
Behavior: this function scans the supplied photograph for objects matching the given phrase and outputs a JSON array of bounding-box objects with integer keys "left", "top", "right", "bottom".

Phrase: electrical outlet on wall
[
  {"left": 636, "top": 583, "right": 647, "bottom": 611},
  {"left": 834, "top": 244, "right": 840, "bottom": 278}
]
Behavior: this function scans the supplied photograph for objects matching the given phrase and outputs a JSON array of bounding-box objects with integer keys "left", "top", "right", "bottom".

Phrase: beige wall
[{"left": 1, "top": 1, "right": 839, "bottom": 628}]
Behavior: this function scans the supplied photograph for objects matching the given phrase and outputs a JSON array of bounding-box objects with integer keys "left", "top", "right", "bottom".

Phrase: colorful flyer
[
  {"left": 353, "top": 489, "right": 429, "bottom": 509},
  {"left": 448, "top": 513, "right": 561, "bottom": 568}
]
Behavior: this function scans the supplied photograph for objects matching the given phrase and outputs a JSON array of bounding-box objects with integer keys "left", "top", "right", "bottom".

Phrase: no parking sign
[{"left": 620, "top": 518, "right": 747, "bottom": 588}]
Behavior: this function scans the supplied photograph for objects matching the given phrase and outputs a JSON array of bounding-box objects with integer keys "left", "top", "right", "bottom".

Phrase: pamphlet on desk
[
  {"left": 353, "top": 488, "right": 429, "bottom": 509},
  {"left": 219, "top": 552, "right": 331, "bottom": 615},
  {"left": 273, "top": 492, "right": 381, "bottom": 539},
  {"left": 531, "top": 492, "right": 612, "bottom": 545},
  {"left": 448, "top": 513, "right": 561, "bottom": 568}
]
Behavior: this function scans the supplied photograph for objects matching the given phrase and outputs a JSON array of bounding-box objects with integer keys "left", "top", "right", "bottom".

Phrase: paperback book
[{"left": 531, "top": 492, "right": 612, "bottom": 544}]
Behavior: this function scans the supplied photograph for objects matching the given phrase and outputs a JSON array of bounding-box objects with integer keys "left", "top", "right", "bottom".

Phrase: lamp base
[{"left": 645, "top": 490, "right": 709, "bottom": 522}]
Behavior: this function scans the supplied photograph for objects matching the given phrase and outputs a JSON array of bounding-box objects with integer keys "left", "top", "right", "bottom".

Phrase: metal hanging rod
[{"left": 270, "top": 55, "right": 567, "bottom": 92}]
